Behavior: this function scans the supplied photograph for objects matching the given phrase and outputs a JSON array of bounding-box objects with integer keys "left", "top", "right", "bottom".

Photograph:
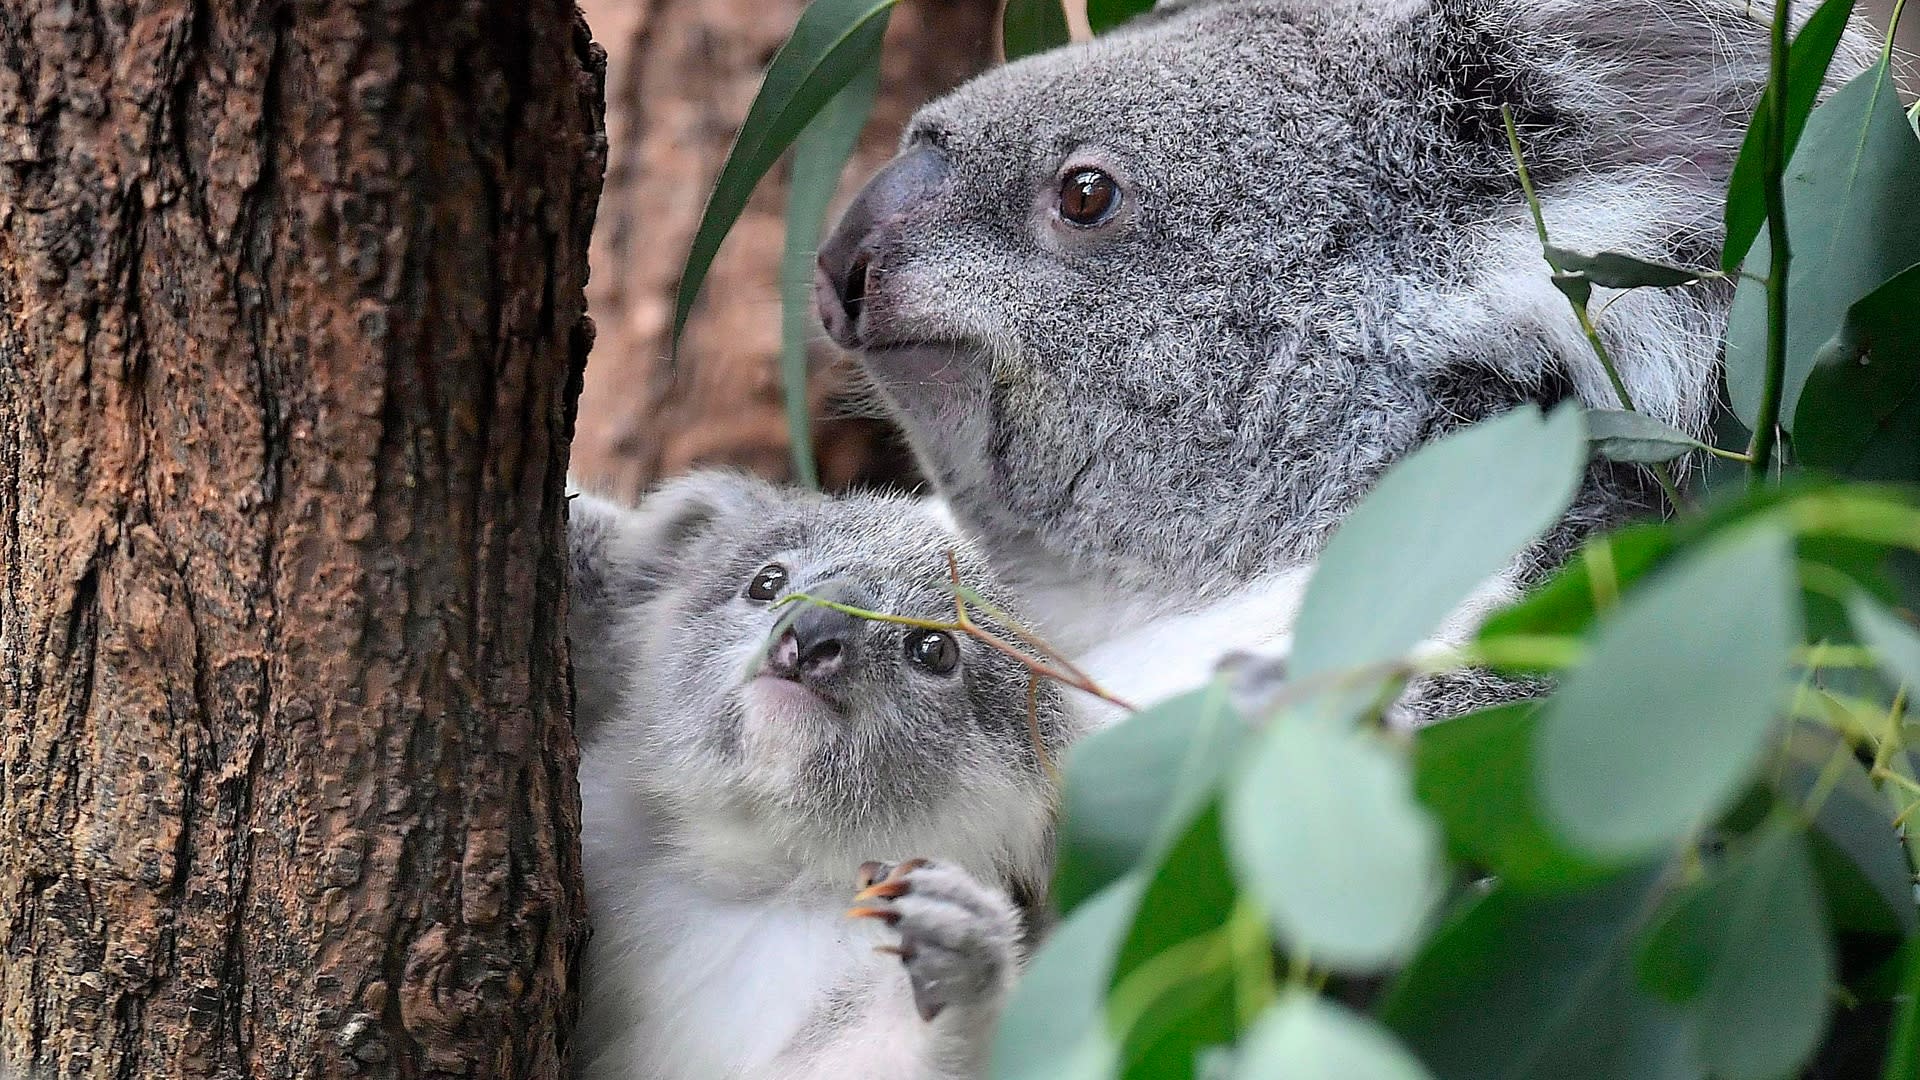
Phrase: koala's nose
[
  {"left": 766, "top": 584, "right": 873, "bottom": 684},
  {"left": 815, "top": 144, "right": 948, "bottom": 348}
]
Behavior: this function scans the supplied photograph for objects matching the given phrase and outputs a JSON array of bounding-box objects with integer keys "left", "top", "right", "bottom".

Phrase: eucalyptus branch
[
  {"left": 1746, "top": 0, "right": 1795, "bottom": 484},
  {"left": 1500, "top": 106, "right": 1687, "bottom": 514},
  {"left": 770, "top": 555, "right": 1134, "bottom": 780}
]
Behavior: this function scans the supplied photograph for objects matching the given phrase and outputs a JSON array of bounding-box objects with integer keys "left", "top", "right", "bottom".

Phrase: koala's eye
[
  {"left": 1058, "top": 168, "right": 1120, "bottom": 227},
  {"left": 904, "top": 629, "right": 960, "bottom": 675},
  {"left": 745, "top": 564, "right": 788, "bottom": 602}
]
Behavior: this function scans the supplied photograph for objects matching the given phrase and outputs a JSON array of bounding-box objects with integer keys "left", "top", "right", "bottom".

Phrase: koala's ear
[
  {"left": 567, "top": 470, "right": 774, "bottom": 619},
  {"left": 1427, "top": 0, "right": 1875, "bottom": 181}
]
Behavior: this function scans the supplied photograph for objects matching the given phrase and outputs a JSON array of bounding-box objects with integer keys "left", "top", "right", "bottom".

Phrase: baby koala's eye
[
  {"left": 904, "top": 629, "right": 960, "bottom": 675},
  {"left": 745, "top": 563, "right": 788, "bottom": 602},
  {"left": 1058, "top": 168, "right": 1120, "bottom": 227}
]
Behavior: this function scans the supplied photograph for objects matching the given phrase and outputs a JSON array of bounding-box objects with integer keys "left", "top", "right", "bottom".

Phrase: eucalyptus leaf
[
  {"left": 1727, "top": 63, "right": 1920, "bottom": 430},
  {"left": 1585, "top": 409, "right": 1712, "bottom": 465},
  {"left": 672, "top": 0, "right": 896, "bottom": 350},
  {"left": 1055, "top": 684, "right": 1244, "bottom": 913},
  {"left": 1476, "top": 524, "right": 1674, "bottom": 642},
  {"left": 1382, "top": 868, "right": 1696, "bottom": 1080},
  {"left": 1414, "top": 703, "right": 1617, "bottom": 892},
  {"left": 990, "top": 876, "right": 1143, "bottom": 1080},
  {"left": 1781, "top": 725, "right": 1915, "bottom": 935},
  {"left": 1635, "top": 821, "right": 1834, "bottom": 1080},
  {"left": 1111, "top": 802, "right": 1244, "bottom": 1079},
  {"left": 778, "top": 61, "right": 880, "bottom": 488},
  {"left": 1851, "top": 591, "right": 1920, "bottom": 689},
  {"left": 1544, "top": 247, "right": 1702, "bottom": 290},
  {"left": 1793, "top": 261, "right": 1920, "bottom": 481},
  {"left": 1552, "top": 273, "right": 1593, "bottom": 309},
  {"left": 1225, "top": 718, "right": 1442, "bottom": 971},
  {"left": 1003, "top": 0, "right": 1071, "bottom": 61},
  {"left": 1538, "top": 525, "right": 1801, "bottom": 857},
  {"left": 1087, "top": 0, "right": 1156, "bottom": 34},
  {"left": 1885, "top": 935, "right": 1920, "bottom": 1080},
  {"left": 1236, "top": 995, "right": 1434, "bottom": 1080},
  {"left": 1721, "top": 0, "right": 1861, "bottom": 271},
  {"left": 1290, "top": 404, "right": 1586, "bottom": 681}
]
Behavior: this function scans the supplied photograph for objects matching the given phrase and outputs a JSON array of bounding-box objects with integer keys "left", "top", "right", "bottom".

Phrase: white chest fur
[{"left": 576, "top": 767, "right": 939, "bottom": 1080}]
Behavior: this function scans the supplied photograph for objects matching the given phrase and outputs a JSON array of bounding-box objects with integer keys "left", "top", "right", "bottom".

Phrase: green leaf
[
  {"left": 1225, "top": 718, "right": 1442, "bottom": 971},
  {"left": 1382, "top": 868, "right": 1696, "bottom": 1080},
  {"left": 1111, "top": 801, "right": 1245, "bottom": 1080},
  {"left": 672, "top": 0, "right": 897, "bottom": 350},
  {"left": 778, "top": 60, "right": 880, "bottom": 488},
  {"left": 990, "top": 876, "right": 1142, "bottom": 1080},
  {"left": 1722, "top": 0, "right": 1861, "bottom": 271},
  {"left": 1727, "top": 62, "right": 1920, "bottom": 430},
  {"left": 1479, "top": 479, "right": 1879, "bottom": 648},
  {"left": 1794, "top": 262, "right": 1920, "bottom": 481},
  {"left": 1551, "top": 272, "right": 1593, "bottom": 309},
  {"left": 1885, "top": 931, "right": 1920, "bottom": 1080},
  {"left": 1476, "top": 524, "right": 1675, "bottom": 642},
  {"left": 1544, "top": 247, "right": 1703, "bottom": 290},
  {"left": 1054, "top": 684, "right": 1245, "bottom": 913},
  {"left": 1086, "top": 0, "right": 1156, "bottom": 34},
  {"left": 1780, "top": 725, "right": 1915, "bottom": 936},
  {"left": 1538, "top": 525, "right": 1801, "bottom": 857},
  {"left": 1852, "top": 591, "right": 1920, "bottom": 693},
  {"left": 1236, "top": 995, "right": 1434, "bottom": 1080},
  {"left": 1003, "top": 0, "right": 1071, "bottom": 61},
  {"left": 1634, "top": 821, "right": 1834, "bottom": 1080},
  {"left": 1291, "top": 404, "right": 1586, "bottom": 681},
  {"left": 1414, "top": 703, "right": 1618, "bottom": 892},
  {"left": 1584, "top": 409, "right": 1711, "bottom": 465}
]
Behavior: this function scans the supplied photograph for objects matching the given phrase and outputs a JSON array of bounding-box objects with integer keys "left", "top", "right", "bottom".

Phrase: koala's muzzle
[
  {"left": 815, "top": 145, "right": 947, "bottom": 349},
  {"left": 765, "top": 583, "right": 873, "bottom": 687}
]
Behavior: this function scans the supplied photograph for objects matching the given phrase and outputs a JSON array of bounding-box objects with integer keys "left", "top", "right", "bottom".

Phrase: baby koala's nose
[{"left": 765, "top": 585, "right": 873, "bottom": 685}]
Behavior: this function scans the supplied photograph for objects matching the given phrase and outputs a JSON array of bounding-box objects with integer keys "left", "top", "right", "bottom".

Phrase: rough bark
[
  {"left": 568, "top": 0, "right": 1000, "bottom": 500},
  {"left": 0, "top": 0, "right": 604, "bottom": 1076}
]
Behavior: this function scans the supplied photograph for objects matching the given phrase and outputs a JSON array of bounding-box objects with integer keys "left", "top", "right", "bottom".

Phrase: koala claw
[{"left": 845, "top": 859, "right": 1021, "bottom": 1024}]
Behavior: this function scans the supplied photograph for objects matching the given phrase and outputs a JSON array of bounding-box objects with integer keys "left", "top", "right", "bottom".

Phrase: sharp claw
[
  {"left": 851, "top": 878, "right": 912, "bottom": 903},
  {"left": 845, "top": 906, "right": 901, "bottom": 925},
  {"left": 856, "top": 860, "right": 889, "bottom": 889},
  {"left": 889, "top": 857, "right": 932, "bottom": 880},
  {"left": 873, "top": 943, "right": 913, "bottom": 959}
]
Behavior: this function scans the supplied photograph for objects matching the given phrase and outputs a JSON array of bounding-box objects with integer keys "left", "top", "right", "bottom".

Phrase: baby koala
[{"left": 567, "top": 471, "right": 1079, "bottom": 1080}]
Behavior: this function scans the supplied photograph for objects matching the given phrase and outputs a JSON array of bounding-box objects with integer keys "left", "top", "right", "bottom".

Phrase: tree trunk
[
  {"left": 0, "top": 0, "right": 604, "bottom": 1076},
  {"left": 568, "top": 0, "right": 1000, "bottom": 500}
]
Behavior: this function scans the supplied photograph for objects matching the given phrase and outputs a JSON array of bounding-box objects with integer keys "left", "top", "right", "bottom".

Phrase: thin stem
[
  {"left": 943, "top": 553, "right": 1136, "bottom": 712},
  {"left": 1501, "top": 106, "right": 1685, "bottom": 514},
  {"left": 1746, "top": 0, "right": 1794, "bottom": 483}
]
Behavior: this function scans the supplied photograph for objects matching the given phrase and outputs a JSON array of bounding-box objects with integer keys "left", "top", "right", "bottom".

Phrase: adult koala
[{"left": 814, "top": 0, "right": 1873, "bottom": 710}]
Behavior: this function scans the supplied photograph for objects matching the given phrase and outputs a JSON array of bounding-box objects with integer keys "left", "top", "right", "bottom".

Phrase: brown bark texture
[
  {"left": 0, "top": 0, "right": 604, "bottom": 1076},
  {"left": 568, "top": 0, "right": 1001, "bottom": 501}
]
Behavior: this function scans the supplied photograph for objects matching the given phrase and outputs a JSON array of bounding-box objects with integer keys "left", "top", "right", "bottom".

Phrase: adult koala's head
[{"left": 817, "top": 0, "right": 1872, "bottom": 639}]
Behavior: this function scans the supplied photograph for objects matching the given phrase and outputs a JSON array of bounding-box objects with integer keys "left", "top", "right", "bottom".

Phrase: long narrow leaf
[
  {"left": 1004, "top": 0, "right": 1071, "bottom": 61},
  {"left": 1087, "top": 0, "right": 1156, "bottom": 34},
  {"left": 779, "top": 56, "right": 881, "bottom": 488},
  {"left": 671, "top": 0, "right": 897, "bottom": 352},
  {"left": 1726, "top": 62, "right": 1920, "bottom": 428},
  {"left": 1722, "top": 0, "right": 1858, "bottom": 272}
]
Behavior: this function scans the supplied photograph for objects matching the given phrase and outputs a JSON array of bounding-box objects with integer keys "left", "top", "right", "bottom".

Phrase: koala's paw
[{"left": 847, "top": 859, "right": 1022, "bottom": 1023}]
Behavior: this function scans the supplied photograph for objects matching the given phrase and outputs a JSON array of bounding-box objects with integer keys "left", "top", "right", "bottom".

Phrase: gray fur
[
  {"left": 568, "top": 471, "right": 1076, "bottom": 1079},
  {"left": 820, "top": 0, "right": 1878, "bottom": 658}
]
